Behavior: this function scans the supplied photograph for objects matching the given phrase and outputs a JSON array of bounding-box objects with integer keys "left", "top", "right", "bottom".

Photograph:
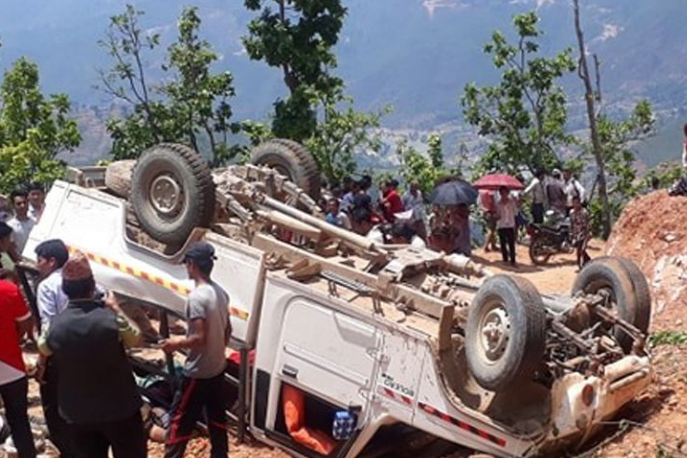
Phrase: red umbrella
[{"left": 472, "top": 173, "right": 524, "bottom": 191}]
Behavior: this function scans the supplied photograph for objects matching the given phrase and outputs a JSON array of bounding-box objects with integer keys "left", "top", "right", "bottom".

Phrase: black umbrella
[{"left": 430, "top": 179, "right": 478, "bottom": 206}]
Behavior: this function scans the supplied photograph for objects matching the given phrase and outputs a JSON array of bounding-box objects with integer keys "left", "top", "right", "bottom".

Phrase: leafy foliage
[
  {"left": 461, "top": 12, "right": 575, "bottom": 174},
  {"left": 650, "top": 330, "right": 687, "bottom": 347},
  {"left": 306, "top": 101, "right": 389, "bottom": 185},
  {"left": 99, "top": 5, "right": 244, "bottom": 164},
  {"left": 244, "top": 0, "right": 386, "bottom": 182},
  {"left": 396, "top": 136, "right": 452, "bottom": 197},
  {"left": 643, "top": 161, "right": 684, "bottom": 191},
  {"left": 243, "top": 0, "right": 347, "bottom": 142},
  {"left": 0, "top": 58, "right": 81, "bottom": 193},
  {"left": 97, "top": 4, "right": 165, "bottom": 158}
]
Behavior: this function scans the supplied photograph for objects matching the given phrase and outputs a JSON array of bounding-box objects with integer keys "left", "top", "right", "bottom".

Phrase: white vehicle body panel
[{"left": 25, "top": 181, "right": 266, "bottom": 345}]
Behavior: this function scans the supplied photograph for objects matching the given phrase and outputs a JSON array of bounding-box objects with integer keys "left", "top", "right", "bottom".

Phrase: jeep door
[{"left": 252, "top": 274, "right": 382, "bottom": 456}]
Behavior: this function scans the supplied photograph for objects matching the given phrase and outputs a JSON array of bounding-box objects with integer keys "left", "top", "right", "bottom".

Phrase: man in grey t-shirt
[{"left": 162, "top": 241, "right": 231, "bottom": 458}]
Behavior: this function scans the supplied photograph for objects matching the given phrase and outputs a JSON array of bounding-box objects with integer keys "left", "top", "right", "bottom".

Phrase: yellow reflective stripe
[
  {"left": 66, "top": 246, "right": 192, "bottom": 296},
  {"left": 229, "top": 306, "right": 250, "bottom": 321},
  {"left": 65, "top": 246, "right": 251, "bottom": 321}
]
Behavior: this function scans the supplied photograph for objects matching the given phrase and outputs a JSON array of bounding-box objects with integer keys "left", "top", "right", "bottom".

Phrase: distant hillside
[{"left": 2, "top": 0, "right": 686, "bottom": 165}]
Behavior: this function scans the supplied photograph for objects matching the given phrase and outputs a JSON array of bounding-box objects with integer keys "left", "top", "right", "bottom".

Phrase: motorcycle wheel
[{"left": 529, "top": 236, "right": 552, "bottom": 265}]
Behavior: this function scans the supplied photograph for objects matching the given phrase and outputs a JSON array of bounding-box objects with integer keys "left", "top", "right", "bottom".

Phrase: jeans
[
  {"left": 0, "top": 377, "right": 37, "bottom": 458},
  {"left": 498, "top": 227, "right": 516, "bottom": 264},
  {"left": 531, "top": 203, "right": 545, "bottom": 224},
  {"left": 40, "top": 360, "right": 77, "bottom": 458},
  {"left": 165, "top": 373, "right": 229, "bottom": 458},
  {"left": 70, "top": 412, "right": 147, "bottom": 458}
]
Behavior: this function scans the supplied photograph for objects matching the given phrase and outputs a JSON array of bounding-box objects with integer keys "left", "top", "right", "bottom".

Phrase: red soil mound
[{"left": 606, "top": 190, "right": 687, "bottom": 330}]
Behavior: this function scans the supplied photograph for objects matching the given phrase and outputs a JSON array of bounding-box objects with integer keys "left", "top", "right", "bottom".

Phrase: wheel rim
[
  {"left": 586, "top": 282, "right": 624, "bottom": 337},
  {"left": 270, "top": 164, "right": 294, "bottom": 181},
  {"left": 478, "top": 300, "right": 511, "bottom": 363},
  {"left": 149, "top": 173, "right": 184, "bottom": 216}
]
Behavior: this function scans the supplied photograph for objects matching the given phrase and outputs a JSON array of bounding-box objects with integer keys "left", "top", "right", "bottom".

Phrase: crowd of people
[
  {"left": 0, "top": 184, "right": 46, "bottom": 275},
  {"left": 321, "top": 175, "right": 477, "bottom": 255},
  {"left": 478, "top": 167, "right": 590, "bottom": 268},
  {"left": 319, "top": 167, "right": 591, "bottom": 270}
]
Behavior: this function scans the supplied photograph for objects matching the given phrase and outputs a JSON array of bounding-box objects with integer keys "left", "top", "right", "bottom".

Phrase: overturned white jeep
[{"left": 25, "top": 141, "right": 652, "bottom": 458}]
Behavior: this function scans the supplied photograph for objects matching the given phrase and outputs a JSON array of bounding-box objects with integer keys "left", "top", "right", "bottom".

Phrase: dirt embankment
[{"left": 606, "top": 191, "right": 687, "bottom": 330}]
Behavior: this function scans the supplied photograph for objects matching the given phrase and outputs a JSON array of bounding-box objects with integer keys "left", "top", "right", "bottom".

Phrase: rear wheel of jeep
[
  {"left": 250, "top": 139, "right": 321, "bottom": 200},
  {"left": 131, "top": 143, "right": 215, "bottom": 246},
  {"left": 614, "top": 257, "right": 651, "bottom": 334},
  {"left": 466, "top": 275, "right": 547, "bottom": 391},
  {"left": 572, "top": 257, "right": 648, "bottom": 351}
]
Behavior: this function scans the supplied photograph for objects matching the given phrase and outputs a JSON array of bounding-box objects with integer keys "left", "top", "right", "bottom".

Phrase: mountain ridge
[{"left": 0, "top": 0, "right": 685, "bottom": 165}]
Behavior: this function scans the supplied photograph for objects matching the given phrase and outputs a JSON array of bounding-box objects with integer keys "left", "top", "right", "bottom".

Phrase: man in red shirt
[
  {"left": 0, "top": 279, "right": 37, "bottom": 458},
  {"left": 380, "top": 179, "right": 404, "bottom": 222}
]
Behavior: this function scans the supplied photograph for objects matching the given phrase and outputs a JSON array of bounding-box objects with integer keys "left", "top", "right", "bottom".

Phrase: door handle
[{"left": 282, "top": 364, "right": 299, "bottom": 379}]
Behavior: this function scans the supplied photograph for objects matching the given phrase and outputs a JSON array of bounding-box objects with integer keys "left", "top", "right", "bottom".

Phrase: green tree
[
  {"left": 396, "top": 137, "right": 452, "bottom": 197},
  {"left": 97, "top": 4, "right": 166, "bottom": 157},
  {"left": 0, "top": 58, "right": 81, "bottom": 192},
  {"left": 99, "top": 5, "right": 242, "bottom": 164},
  {"left": 163, "top": 7, "right": 241, "bottom": 166},
  {"left": 243, "top": 0, "right": 347, "bottom": 141},
  {"left": 461, "top": 12, "right": 575, "bottom": 174},
  {"left": 305, "top": 101, "right": 389, "bottom": 184},
  {"left": 586, "top": 100, "right": 655, "bottom": 235}
]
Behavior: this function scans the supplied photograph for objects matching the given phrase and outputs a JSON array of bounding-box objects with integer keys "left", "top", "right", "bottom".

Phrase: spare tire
[
  {"left": 466, "top": 275, "right": 547, "bottom": 392},
  {"left": 572, "top": 257, "right": 641, "bottom": 351},
  {"left": 250, "top": 139, "right": 321, "bottom": 200},
  {"left": 105, "top": 160, "right": 135, "bottom": 197},
  {"left": 614, "top": 257, "right": 652, "bottom": 334},
  {"left": 131, "top": 143, "right": 215, "bottom": 246}
]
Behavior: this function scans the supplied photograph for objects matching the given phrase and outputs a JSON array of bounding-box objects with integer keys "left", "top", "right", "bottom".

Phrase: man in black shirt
[{"left": 38, "top": 252, "right": 147, "bottom": 458}]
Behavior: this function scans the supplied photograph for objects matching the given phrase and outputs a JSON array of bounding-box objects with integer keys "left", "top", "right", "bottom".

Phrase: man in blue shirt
[{"left": 34, "top": 239, "right": 77, "bottom": 458}]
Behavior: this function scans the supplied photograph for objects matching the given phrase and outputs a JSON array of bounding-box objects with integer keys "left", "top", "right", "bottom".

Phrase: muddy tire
[
  {"left": 528, "top": 236, "right": 551, "bottom": 265},
  {"left": 466, "top": 275, "right": 547, "bottom": 391},
  {"left": 584, "top": 256, "right": 651, "bottom": 335},
  {"left": 614, "top": 257, "right": 652, "bottom": 334},
  {"left": 105, "top": 160, "right": 135, "bottom": 197},
  {"left": 250, "top": 139, "right": 321, "bottom": 200},
  {"left": 131, "top": 143, "right": 215, "bottom": 246},
  {"left": 572, "top": 257, "right": 642, "bottom": 350}
]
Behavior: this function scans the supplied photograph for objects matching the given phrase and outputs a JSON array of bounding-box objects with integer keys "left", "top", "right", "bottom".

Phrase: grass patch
[{"left": 650, "top": 330, "right": 687, "bottom": 347}]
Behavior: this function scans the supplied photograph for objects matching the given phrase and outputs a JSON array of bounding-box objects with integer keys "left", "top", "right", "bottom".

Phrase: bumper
[{"left": 538, "top": 355, "right": 652, "bottom": 454}]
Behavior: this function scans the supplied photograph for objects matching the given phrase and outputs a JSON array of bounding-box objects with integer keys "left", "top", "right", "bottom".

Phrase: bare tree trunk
[
  {"left": 573, "top": 0, "right": 611, "bottom": 238},
  {"left": 278, "top": 0, "right": 298, "bottom": 94}
]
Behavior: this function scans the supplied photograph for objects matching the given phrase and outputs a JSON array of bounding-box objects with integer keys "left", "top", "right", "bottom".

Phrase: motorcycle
[{"left": 527, "top": 210, "right": 573, "bottom": 265}]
